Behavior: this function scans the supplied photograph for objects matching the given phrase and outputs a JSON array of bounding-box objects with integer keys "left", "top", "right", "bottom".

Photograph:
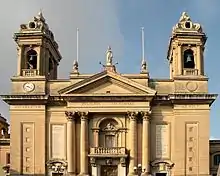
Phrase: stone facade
[
  {"left": 0, "top": 114, "right": 10, "bottom": 175},
  {"left": 0, "top": 11, "right": 218, "bottom": 176}
]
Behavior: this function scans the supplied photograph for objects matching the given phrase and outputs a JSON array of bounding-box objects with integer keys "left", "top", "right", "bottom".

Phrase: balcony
[
  {"left": 22, "top": 69, "right": 38, "bottom": 76},
  {"left": 183, "top": 68, "right": 198, "bottom": 76},
  {"left": 89, "top": 147, "right": 127, "bottom": 157}
]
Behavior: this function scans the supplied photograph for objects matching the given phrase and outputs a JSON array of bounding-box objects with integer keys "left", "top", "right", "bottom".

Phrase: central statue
[{"left": 106, "top": 46, "right": 113, "bottom": 66}]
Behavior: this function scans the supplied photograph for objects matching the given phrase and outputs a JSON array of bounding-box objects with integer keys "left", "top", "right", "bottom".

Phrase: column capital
[
  {"left": 141, "top": 110, "right": 151, "bottom": 121},
  {"left": 65, "top": 111, "right": 77, "bottom": 121},
  {"left": 78, "top": 111, "right": 89, "bottom": 120},
  {"left": 92, "top": 128, "right": 100, "bottom": 133},
  {"left": 127, "top": 111, "right": 139, "bottom": 121}
]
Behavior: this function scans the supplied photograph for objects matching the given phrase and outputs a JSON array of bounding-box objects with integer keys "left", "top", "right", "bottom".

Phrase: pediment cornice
[{"left": 58, "top": 70, "right": 156, "bottom": 96}]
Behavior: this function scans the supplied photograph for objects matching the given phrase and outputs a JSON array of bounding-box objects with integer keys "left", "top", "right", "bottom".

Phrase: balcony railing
[
  {"left": 89, "top": 147, "right": 126, "bottom": 157},
  {"left": 22, "top": 69, "right": 38, "bottom": 76},
  {"left": 183, "top": 68, "right": 198, "bottom": 76}
]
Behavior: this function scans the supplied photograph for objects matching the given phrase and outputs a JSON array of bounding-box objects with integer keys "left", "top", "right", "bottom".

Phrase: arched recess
[
  {"left": 211, "top": 152, "right": 220, "bottom": 166},
  {"left": 183, "top": 49, "right": 195, "bottom": 69},
  {"left": 96, "top": 117, "right": 124, "bottom": 128},
  {"left": 94, "top": 117, "right": 125, "bottom": 148}
]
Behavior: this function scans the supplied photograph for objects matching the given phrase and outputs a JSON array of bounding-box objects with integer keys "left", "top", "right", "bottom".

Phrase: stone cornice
[
  {"left": 1, "top": 94, "right": 48, "bottom": 105},
  {"left": 1, "top": 93, "right": 217, "bottom": 106},
  {"left": 153, "top": 93, "right": 217, "bottom": 106}
]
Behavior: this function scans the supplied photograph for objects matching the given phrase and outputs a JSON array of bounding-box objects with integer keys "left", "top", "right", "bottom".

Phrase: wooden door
[{"left": 101, "top": 165, "right": 118, "bottom": 176}]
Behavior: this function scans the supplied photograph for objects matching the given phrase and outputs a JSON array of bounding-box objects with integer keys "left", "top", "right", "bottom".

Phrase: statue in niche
[
  {"left": 104, "top": 123, "right": 115, "bottom": 131},
  {"left": 106, "top": 46, "right": 113, "bottom": 66}
]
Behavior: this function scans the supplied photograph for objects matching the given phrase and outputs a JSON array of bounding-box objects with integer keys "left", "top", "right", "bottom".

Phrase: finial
[
  {"left": 106, "top": 46, "right": 113, "bottom": 66},
  {"left": 140, "top": 27, "right": 148, "bottom": 74},
  {"left": 72, "top": 60, "right": 79, "bottom": 73},
  {"left": 141, "top": 59, "right": 148, "bottom": 73},
  {"left": 179, "top": 11, "right": 191, "bottom": 22},
  {"left": 35, "top": 9, "right": 45, "bottom": 22}
]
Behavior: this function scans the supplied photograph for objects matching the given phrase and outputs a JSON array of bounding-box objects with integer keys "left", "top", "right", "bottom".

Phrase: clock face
[{"left": 23, "top": 82, "right": 35, "bottom": 92}]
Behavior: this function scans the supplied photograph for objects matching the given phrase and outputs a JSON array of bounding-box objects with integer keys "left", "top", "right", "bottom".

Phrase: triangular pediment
[{"left": 58, "top": 71, "right": 156, "bottom": 95}]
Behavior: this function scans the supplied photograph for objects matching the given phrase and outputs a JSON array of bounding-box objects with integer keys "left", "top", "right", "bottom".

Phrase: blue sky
[{"left": 0, "top": 0, "right": 219, "bottom": 138}]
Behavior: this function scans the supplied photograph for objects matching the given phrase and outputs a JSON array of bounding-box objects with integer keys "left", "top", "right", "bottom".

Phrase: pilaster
[
  {"left": 127, "top": 111, "right": 138, "bottom": 176},
  {"left": 65, "top": 111, "right": 77, "bottom": 176},
  {"left": 141, "top": 111, "right": 151, "bottom": 175},
  {"left": 78, "top": 111, "right": 89, "bottom": 176}
]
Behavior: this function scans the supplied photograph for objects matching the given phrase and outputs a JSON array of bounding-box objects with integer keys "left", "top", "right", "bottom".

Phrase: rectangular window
[
  {"left": 105, "top": 135, "right": 115, "bottom": 148},
  {"left": 6, "top": 153, "right": 10, "bottom": 164}
]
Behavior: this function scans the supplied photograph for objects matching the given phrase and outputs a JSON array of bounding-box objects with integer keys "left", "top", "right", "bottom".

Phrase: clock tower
[
  {"left": 5, "top": 12, "right": 62, "bottom": 175},
  {"left": 12, "top": 11, "right": 62, "bottom": 95}
]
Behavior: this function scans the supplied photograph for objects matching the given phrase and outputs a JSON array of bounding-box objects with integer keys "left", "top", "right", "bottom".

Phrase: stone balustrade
[
  {"left": 183, "top": 68, "right": 198, "bottom": 76},
  {"left": 89, "top": 147, "right": 126, "bottom": 156},
  {"left": 22, "top": 69, "right": 38, "bottom": 76}
]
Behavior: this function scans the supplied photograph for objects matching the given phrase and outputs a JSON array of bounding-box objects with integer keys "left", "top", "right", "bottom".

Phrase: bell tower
[
  {"left": 167, "top": 12, "right": 207, "bottom": 79},
  {"left": 14, "top": 11, "right": 62, "bottom": 80}
]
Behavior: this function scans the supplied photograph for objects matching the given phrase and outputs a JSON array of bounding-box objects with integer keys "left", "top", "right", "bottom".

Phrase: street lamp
[
  {"left": 2, "top": 164, "right": 10, "bottom": 176},
  {"left": 134, "top": 164, "right": 146, "bottom": 176}
]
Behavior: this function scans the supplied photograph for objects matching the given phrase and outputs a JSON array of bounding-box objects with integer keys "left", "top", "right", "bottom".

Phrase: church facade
[{"left": 0, "top": 12, "right": 217, "bottom": 176}]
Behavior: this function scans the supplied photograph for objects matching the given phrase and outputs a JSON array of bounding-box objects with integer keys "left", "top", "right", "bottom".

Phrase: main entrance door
[
  {"left": 156, "top": 173, "right": 167, "bottom": 176},
  {"left": 101, "top": 165, "right": 118, "bottom": 176}
]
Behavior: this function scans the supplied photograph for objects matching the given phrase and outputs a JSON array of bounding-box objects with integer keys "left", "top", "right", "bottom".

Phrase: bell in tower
[{"left": 183, "top": 49, "right": 195, "bottom": 69}]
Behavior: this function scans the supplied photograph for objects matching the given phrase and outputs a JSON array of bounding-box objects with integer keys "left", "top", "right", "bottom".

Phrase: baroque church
[{"left": 0, "top": 11, "right": 218, "bottom": 176}]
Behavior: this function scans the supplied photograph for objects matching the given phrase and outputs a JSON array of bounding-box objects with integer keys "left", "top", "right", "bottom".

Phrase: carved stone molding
[
  {"left": 106, "top": 158, "right": 113, "bottom": 165},
  {"left": 127, "top": 111, "right": 138, "bottom": 121},
  {"left": 120, "top": 157, "right": 126, "bottom": 167},
  {"left": 78, "top": 111, "right": 89, "bottom": 120},
  {"left": 90, "top": 157, "right": 96, "bottom": 167},
  {"left": 65, "top": 111, "right": 76, "bottom": 121},
  {"left": 186, "top": 81, "right": 198, "bottom": 92},
  {"left": 141, "top": 111, "right": 151, "bottom": 121}
]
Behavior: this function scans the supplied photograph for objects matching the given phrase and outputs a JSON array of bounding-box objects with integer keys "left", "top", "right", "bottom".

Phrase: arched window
[
  {"left": 183, "top": 49, "right": 195, "bottom": 69},
  {"left": 99, "top": 119, "right": 119, "bottom": 148},
  {"left": 214, "top": 154, "right": 220, "bottom": 166},
  {"left": 1, "top": 128, "right": 6, "bottom": 137},
  {"left": 26, "top": 49, "right": 37, "bottom": 69}
]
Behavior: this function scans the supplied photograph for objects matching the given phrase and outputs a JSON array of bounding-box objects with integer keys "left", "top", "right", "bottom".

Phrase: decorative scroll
[{"left": 78, "top": 111, "right": 89, "bottom": 120}]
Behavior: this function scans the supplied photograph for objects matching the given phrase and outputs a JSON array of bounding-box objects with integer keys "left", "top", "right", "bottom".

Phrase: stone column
[
  {"left": 196, "top": 44, "right": 202, "bottom": 75},
  {"left": 177, "top": 43, "right": 182, "bottom": 75},
  {"left": 78, "top": 112, "right": 89, "bottom": 176},
  {"left": 127, "top": 111, "right": 138, "bottom": 176},
  {"left": 93, "top": 128, "right": 99, "bottom": 147},
  {"left": 65, "top": 111, "right": 76, "bottom": 176},
  {"left": 141, "top": 111, "right": 151, "bottom": 175}
]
